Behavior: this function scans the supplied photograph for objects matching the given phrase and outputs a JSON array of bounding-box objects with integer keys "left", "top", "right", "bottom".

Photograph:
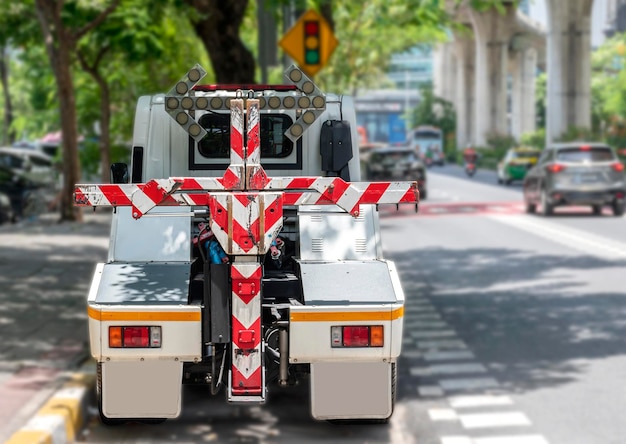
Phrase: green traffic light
[{"left": 305, "top": 49, "right": 320, "bottom": 65}]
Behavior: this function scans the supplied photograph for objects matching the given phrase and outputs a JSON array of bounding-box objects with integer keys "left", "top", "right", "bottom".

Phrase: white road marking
[
  {"left": 449, "top": 395, "right": 513, "bottom": 408},
  {"left": 441, "top": 437, "right": 473, "bottom": 444},
  {"left": 423, "top": 350, "right": 475, "bottom": 361},
  {"left": 439, "top": 377, "right": 499, "bottom": 391},
  {"left": 473, "top": 436, "right": 550, "bottom": 444},
  {"left": 418, "top": 385, "right": 445, "bottom": 397},
  {"left": 441, "top": 436, "right": 549, "bottom": 444},
  {"left": 410, "top": 329, "right": 457, "bottom": 339},
  {"left": 417, "top": 339, "right": 468, "bottom": 350},
  {"left": 429, "top": 408, "right": 458, "bottom": 421},
  {"left": 489, "top": 214, "right": 626, "bottom": 259},
  {"left": 459, "top": 412, "right": 531, "bottom": 429},
  {"left": 411, "top": 363, "right": 487, "bottom": 377}
]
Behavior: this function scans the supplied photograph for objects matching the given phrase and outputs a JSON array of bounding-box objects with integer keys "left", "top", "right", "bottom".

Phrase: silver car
[{"left": 523, "top": 142, "right": 626, "bottom": 216}]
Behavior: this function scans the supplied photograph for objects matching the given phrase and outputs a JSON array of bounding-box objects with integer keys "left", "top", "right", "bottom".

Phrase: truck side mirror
[{"left": 110, "top": 163, "right": 129, "bottom": 184}]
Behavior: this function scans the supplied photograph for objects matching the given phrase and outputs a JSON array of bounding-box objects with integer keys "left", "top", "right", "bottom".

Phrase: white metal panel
[
  {"left": 102, "top": 360, "right": 183, "bottom": 418},
  {"left": 94, "top": 262, "right": 190, "bottom": 304},
  {"left": 289, "top": 304, "right": 403, "bottom": 362},
  {"left": 310, "top": 362, "right": 392, "bottom": 420},
  {"left": 108, "top": 207, "right": 191, "bottom": 262},
  {"left": 91, "top": 305, "right": 202, "bottom": 361},
  {"left": 298, "top": 205, "right": 379, "bottom": 260},
  {"left": 297, "top": 259, "right": 398, "bottom": 304}
]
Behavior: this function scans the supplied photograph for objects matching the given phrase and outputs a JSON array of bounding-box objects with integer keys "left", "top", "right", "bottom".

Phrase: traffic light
[{"left": 303, "top": 20, "right": 320, "bottom": 66}]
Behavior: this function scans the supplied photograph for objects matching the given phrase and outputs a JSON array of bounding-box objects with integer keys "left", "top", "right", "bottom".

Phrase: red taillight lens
[
  {"left": 546, "top": 163, "right": 566, "bottom": 173},
  {"left": 343, "top": 326, "right": 370, "bottom": 347},
  {"left": 109, "top": 326, "right": 161, "bottom": 348},
  {"left": 580, "top": 145, "right": 591, "bottom": 151},
  {"left": 612, "top": 162, "right": 625, "bottom": 172},
  {"left": 123, "top": 327, "right": 149, "bottom": 347},
  {"left": 331, "top": 326, "right": 384, "bottom": 348}
]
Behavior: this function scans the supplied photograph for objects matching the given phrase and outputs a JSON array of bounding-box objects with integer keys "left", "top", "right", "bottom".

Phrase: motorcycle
[{"left": 464, "top": 161, "right": 476, "bottom": 177}]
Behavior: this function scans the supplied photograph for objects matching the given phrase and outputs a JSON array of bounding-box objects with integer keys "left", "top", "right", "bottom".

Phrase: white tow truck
[{"left": 75, "top": 64, "right": 418, "bottom": 423}]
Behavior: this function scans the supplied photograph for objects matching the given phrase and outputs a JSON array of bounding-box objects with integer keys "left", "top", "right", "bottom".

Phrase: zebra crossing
[{"left": 401, "top": 296, "right": 551, "bottom": 444}]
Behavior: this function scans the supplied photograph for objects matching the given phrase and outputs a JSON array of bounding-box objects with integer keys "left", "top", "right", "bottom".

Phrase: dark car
[
  {"left": 365, "top": 145, "right": 427, "bottom": 199},
  {"left": 0, "top": 164, "right": 49, "bottom": 222},
  {"left": 523, "top": 142, "right": 626, "bottom": 216}
]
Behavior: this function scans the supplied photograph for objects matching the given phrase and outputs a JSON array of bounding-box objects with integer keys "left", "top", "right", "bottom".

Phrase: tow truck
[{"left": 74, "top": 64, "right": 418, "bottom": 423}]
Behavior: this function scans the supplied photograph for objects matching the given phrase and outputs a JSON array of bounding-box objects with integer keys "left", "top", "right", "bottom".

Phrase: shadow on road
[{"left": 389, "top": 246, "right": 626, "bottom": 395}]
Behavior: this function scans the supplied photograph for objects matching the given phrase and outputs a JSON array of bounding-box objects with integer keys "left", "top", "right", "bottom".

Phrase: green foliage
[
  {"left": 408, "top": 84, "right": 456, "bottom": 155},
  {"left": 313, "top": 0, "right": 449, "bottom": 94},
  {"left": 79, "top": 138, "right": 130, "bottom": 178},
  {"left": 520, "top": 128, "right": 546, "bottom": 149},
  {"left": 555, "top": 125, "right": 600, "bottom": 143}
]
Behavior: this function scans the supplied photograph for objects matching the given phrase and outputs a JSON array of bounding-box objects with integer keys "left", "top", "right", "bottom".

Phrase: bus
[{"left": 407, "top": 125, "right": 445, "bottom": 166}]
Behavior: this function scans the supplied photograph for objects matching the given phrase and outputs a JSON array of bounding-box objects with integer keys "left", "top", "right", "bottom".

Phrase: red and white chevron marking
[
  {"left": 266, "top": 177, "right": 419, "bottom": 216},
  {"left": 230, "top": 262, "right": 263, "bottom": 398},
  {"left": 208, "top": 192, "right": 283, "bottom": 255},
  {"left": 245, "top": 99, "right": 270, "bottom": 190}
]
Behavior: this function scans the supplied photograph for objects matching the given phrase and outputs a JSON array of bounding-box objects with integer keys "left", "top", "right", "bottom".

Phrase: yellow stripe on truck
[
  {"left": 290, "top": 306, "right": 404, "bottom": 322},
  {"left": 88, "top": 306, "right": 200, "bottom": 322}
]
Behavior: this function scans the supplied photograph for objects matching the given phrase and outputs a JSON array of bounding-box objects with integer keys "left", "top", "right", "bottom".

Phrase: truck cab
[{"left": 78, "top": 65, "right": 416, "bottom": 424}]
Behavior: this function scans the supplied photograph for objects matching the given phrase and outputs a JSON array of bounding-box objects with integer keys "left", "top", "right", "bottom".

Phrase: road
[{"left": 4, "top": 165, "right": 626, "bottom": 443}]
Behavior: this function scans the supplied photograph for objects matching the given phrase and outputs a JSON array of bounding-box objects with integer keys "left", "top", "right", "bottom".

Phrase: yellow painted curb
[{"left": 5, "top": 373, "right": 95, "bottom": 444}]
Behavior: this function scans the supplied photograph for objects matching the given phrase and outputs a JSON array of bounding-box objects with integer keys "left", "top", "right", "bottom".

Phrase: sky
[{"left": 528, "top": 0, "right": 609, "bottom": 49}]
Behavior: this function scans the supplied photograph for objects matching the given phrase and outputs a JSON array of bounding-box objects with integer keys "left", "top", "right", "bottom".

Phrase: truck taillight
[
  {"left": 330, "top": 326, "right": 384, "bottom": 348},
  {"left": 109, "top": 326, "right": 161, "bottom": 348},
  {"left": 612, "top": 162, "right": 625, "bottom": 172}
]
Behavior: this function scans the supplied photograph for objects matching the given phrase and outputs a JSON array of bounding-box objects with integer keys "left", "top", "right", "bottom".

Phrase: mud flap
[
  {"left": 310, "top": 361, "right": 393, "bottom": 420},
  {"left": 101, "top": 360, "right": 183, "bottom": 418}
]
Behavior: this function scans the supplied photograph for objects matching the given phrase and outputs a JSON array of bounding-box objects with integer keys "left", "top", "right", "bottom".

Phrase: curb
[{"left": 5, "top": 365, "right": 95, "bottom": 444}]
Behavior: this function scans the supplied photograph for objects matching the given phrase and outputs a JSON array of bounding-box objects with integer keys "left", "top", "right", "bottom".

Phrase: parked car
[
  {"left": 0, "top": 191, "right": 13, "bottom": 225},
  {"left": 497, "top": 147, "right": 540, "bottom": 185},
  {"left": 523, "top": 142, "right": 626, "bottom": 216},
  {"left": 0, "top": 146, "right": 57, "bottom": 187},
  {"left": 0, "top": 162, "right": 54, "bottom": 222},
  {"left": 365, "top": 145, "right": 427, "bottom": 199}
]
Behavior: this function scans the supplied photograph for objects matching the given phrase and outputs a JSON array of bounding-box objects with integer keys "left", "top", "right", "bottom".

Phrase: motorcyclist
[{"left": 462, "top": 146, "right": 478, "bottom": 165}]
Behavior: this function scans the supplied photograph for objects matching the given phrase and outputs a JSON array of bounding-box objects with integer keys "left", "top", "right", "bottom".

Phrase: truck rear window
[
  {"left": 197, "top": 113, "right": 294, "bottom": 159},
  {"left": 556, "top": 147, "right": 615, "bottom": 163}
]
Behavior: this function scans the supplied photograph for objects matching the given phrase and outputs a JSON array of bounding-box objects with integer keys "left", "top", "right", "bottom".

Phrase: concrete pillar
[
  {"left": 453, "top": 29, "right": 476, "bottom": 149},
  {"left": 470, "top": 5, "right": 517, "bottom": 146},
  {"left": 433, "top": 42, "right": 457, "bottom": 103},
  {"left": 545, "top": 0, "right": 593, "bottom": 143},
  {"left": 510, "top": 44, "right": 537, "bottom": 141}
]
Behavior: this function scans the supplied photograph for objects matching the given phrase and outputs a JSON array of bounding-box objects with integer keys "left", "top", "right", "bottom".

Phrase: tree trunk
[
  {"left": 185, "top": 0, "right": 256, "bottom": 83},
  {"left": 55, "top": 44, "right": 83, "bottom": 222},
  {"left": 0, "top": 45, "right": 15, "bottom": 145},
  {"left": 97, "top": 75, "right": 111, "bottom": 184}
]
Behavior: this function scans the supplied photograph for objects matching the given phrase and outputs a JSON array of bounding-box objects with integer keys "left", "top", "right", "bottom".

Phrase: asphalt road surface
[{"left": 5, "top": 164, "right": 626, "bottom": 444}]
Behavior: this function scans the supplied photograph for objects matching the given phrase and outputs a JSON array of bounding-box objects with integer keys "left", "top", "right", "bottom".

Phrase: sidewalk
[{"left": 0, "top": 209, "right": 112, "bottom": 443}]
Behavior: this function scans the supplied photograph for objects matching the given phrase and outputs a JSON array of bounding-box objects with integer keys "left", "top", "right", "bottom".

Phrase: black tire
[
  {"left": 420, "top": 190, "right": 427, "bottom": 200},
  {"left": 541, "top": 190, "right": 553, "bottom": 216},
  {"left": 505, "top": 179, "right": 512, "bottom": 186},
  {"left": 613, "top": 200, "right": 625, "bottom": 216},
  {"left": 526, "top": 202, "right": 536, "bottom": 214},
  {"left": 592, "top": 205, "right": 603, "bottom": 216}
]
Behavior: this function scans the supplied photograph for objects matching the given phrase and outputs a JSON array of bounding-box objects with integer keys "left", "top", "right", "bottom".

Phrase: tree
[
  {"left": 35, "top": 0, "right": 120, "bottom": 222},
  {"left": 183, "top": 0, "right": 255, "bottom": 83},
  {"left": 409, "top": 84, "right": 456, "bottom": 153}
]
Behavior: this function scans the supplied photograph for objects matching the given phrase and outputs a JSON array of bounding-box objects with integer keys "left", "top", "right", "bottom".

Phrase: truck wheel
[
  {"left": 541, "top": 190, "right": 553, "bottom": 216},
  {"left": 613, "top": 200, "right": 625, "bottom": 216}
]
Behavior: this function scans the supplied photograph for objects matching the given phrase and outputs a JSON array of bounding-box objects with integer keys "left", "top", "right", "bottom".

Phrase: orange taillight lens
[
  {"left": 370, "top": 326, "right": 384, "bottom": 347},
  {"left": 109, "top": 326, "right": 122, "bottom": 348}
]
